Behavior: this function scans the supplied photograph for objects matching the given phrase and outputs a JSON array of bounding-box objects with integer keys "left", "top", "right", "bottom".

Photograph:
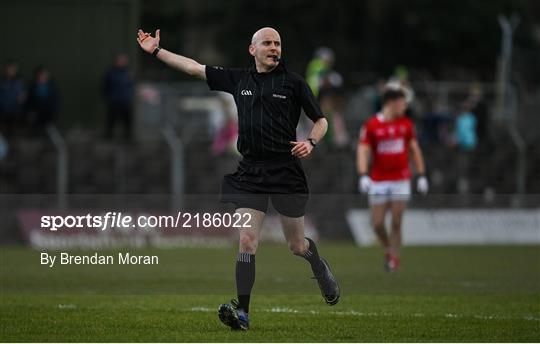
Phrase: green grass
[{"left": 1, "top": 244, "right": 539, "bottom": 342}]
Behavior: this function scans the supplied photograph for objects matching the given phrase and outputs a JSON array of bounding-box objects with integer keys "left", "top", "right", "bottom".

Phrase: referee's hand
[
  {"left": 137, "top": 29, "right": 160, "bottom": 54},
  {"left": 290, "top": 141, "right": 313, "bottom": 159}
]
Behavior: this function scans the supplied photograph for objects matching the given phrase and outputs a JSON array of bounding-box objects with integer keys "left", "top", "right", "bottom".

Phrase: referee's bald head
[
  {"left": 249, "top": 27, "right": 282, "bottom": 72},
  {"left": 251, "top": 27, "right": 280, "bottom": 44}
]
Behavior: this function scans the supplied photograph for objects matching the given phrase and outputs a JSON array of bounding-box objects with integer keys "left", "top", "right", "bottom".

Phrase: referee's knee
[{"left": 239, "top": 232, "right": 259, "bottom": 254}]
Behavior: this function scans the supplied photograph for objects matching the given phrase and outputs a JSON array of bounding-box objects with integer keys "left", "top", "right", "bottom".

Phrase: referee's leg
[
  {"left": 280, "top": 215, "right": 322, "bottom": 272},
  {"left": 235, "top": 208, "right": 264, "bottom": 314},
  {"left": 280, "top": 215, "right": 308, "bottom": 255},
  {"left": 280, "top": 215, "right": 340, "bottom": 305}
]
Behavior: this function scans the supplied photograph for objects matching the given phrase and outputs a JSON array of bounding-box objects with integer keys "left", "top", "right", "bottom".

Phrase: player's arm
[
  {"left": 137, "top": 29, "right": 206, "bottom": 80},
  {"left": 409, "top": 139, "right": 425, "bottom": 175},
  {"left": 357, "top": 126, "right": 372, "bottom": 193},
  {"left": 409, "top": 139, "right": 429, "bottom": 194},
  {"left": 357, "top": 143, "right": 371, "bottom": 176}
]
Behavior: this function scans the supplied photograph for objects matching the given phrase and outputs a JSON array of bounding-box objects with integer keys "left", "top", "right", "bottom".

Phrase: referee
[{"left": 137, "top": 27, "right": 340, "bottom": 331}]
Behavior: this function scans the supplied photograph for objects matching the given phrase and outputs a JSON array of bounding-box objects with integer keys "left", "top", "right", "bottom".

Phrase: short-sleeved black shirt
[{"left": 205, "top": 62, "right": 324, "bottom": 160}]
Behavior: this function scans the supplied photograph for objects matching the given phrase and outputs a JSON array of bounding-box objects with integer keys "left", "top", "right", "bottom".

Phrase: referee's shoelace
[{"left": 231, "top": 299, "right": 240, "bottom": 309}]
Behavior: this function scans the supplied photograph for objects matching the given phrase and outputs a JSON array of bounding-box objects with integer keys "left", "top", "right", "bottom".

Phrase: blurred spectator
[
  {"left": 306, "top": 47, "right": 348, "bottom": 148},
  {"left": 26, "top": 66, "right": 59, "bottom": 134},
  {"left": 420, "top": 96, "right": 453, "bottom": 146},
  {"left": 0, "top": 60, "right": 26, "bottom": 137},
  {"left": 212, "top": 117, "right": 239, "bottom": 156},
  {"left": 467, "top": 83, "right": 488, "bottom": 143},
  {"left": 212, "top": 94, "right": 239, "bottom": 156},
  {"left": 454, "top": 100, "right": 477, "bottom": 193},
  {"left": 306, "top": 47, "right": 334, "bottom": 98},
  {"left": 455, "top": 100, "right": 477, "bottom": 152},
  {"left": 0, "top": 133, "right": 8, "bottom": 160},
  {"left": 388, "top": 65, "right": 415, "bottom": 119},
  {"left": 103, "top": 53, "right": 133, "bottom": 140}
]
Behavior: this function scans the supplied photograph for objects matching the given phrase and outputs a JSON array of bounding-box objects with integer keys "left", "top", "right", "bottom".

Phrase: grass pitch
[{"left": 1, "top": 244, "right": 539, "bottom": 342}]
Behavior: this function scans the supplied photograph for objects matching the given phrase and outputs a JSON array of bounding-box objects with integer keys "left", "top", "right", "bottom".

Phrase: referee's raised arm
[{"left": 137, "top": 29, "right": 206, "bottom": 80}]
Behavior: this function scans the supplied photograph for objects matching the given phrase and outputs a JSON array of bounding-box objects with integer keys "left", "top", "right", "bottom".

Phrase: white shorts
[{"left": 368, "top": 179, "right": 411, "bottom": 205}]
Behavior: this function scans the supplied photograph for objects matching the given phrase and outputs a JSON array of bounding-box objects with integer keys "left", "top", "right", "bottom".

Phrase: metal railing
[
  {"left": 46, "top": 125, "right": 68, "bottom": 209},
  {"left": 162, "top": 124, "right": 184, "bottom": 210}
]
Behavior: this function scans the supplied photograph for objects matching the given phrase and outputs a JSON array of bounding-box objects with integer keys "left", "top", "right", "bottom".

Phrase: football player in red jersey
[{"left": 357, "top": 86, "right": 428, "bottom": 272}]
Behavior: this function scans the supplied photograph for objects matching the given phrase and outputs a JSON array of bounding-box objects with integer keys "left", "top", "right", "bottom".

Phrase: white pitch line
[
  {"left": 57, "top": 304, "right": 77, "bottom": 309},
  {"left": 188, "top": 307, "right": 540, "bottom": 322},
  {"left": 190, "top": 307, "right": 213, "bottom": 312},
  {"left": 270, "top": 307, "right": 300, "bottom": 313}
]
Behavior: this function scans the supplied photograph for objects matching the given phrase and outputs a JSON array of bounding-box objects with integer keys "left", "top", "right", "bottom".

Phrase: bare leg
[
  {"left": 279, "top": 215, "right": 308, "bottom": 255},
  {"left": 237, "top": 208, "right": 265, "bottom": 254},
  {"left": 280, "top": 214, "right": 340, "bottom": 305},
  {"left": 371, "top": 203, "right": 390, "bottom": 251},
  {"left": 389, "top": 201, "right": 406, "bottom": 258}
]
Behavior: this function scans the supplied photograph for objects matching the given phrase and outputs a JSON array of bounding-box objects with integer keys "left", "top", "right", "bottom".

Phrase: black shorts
[{"left": 221, "top": 157, "right": 309, "bottom": 217}]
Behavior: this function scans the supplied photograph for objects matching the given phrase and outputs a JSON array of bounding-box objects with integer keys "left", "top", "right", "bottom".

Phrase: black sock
[
  {"left": 297, "top": 237, "right": 325, "bottom": 275},
  {"left": 236, "top": 252, "right": 255, "bottom": 313}
]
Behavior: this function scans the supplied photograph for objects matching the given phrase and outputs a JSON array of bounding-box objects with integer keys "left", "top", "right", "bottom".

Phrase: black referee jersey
[{"left": 205, "top": 62, "right": 325, "bottom": 161}]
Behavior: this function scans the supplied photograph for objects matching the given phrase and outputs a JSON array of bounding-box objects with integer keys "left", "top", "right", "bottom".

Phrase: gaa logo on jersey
[{"left": 241, "top": 90, "right": 253, "bottom": 96}]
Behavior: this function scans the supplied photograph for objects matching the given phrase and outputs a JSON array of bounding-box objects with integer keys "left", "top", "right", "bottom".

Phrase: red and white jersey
[{"left": 359, "top": 113, "right": 416, "bottom": 181}]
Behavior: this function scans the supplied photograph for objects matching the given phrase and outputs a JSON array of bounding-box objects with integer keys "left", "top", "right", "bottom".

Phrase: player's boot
[
  {"left": 218, "top": 299, "right": 249, "bottom": 331},
  {"left": 392, "top": 256, "right": 401, "bottom": 270},
  {"left": 384, "top": 253, "right": 392, "bottom": 272},
  {"left": 312, "top": 257, "right": 340, "bottom": 305},
  {"left": 385, "top": 254, "right": 400, "bottom": 272}
]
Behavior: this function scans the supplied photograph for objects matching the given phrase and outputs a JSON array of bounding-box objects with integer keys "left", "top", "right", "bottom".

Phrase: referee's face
[{"left": 249, "top": 28, "right": 281, "bottom": 72}]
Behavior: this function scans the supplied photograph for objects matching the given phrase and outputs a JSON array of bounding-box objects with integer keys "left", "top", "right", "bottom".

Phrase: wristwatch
[
  {"left": 307, "top": 138, "right": 317, "bottom": 147},
  {"left": 152, "top": 46, "right": 162, "bottom": 57}
]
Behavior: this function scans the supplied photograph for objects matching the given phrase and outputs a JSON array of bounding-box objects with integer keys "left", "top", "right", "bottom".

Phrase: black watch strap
[
  {"left": 152, "top": 46, "right": 162, "bottom": 57},
  {"left": 307, "top": 138, "right": 317, "bottom": 147}
]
